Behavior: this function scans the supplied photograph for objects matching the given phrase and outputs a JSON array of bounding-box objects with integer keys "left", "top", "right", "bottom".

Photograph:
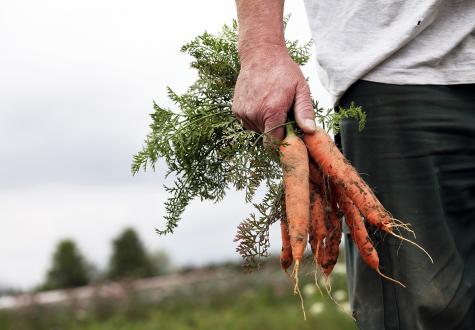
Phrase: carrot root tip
[
  {"left": 389, "top": 232, "right": 434, "bottom": 264},
  {"left": 313, "top": 268, "right": 324, "bottom": 296},
  {"left": 284, "top": 268, "right": 293, "bottom": 280},
  {"left": 324, "top": 281, "right": 355, "bottom": 321},
  {"left": 376, "top": 268, "right": 406, "bottom": 288},
  {"left": 390, "top": 219, "right": 416, "bottom": 239},
  {"left": 324, "top": 274, "right": 332, "bottom": 294},
  {"left": 291, "top": 260, "right": 306, "bottom": 320}
]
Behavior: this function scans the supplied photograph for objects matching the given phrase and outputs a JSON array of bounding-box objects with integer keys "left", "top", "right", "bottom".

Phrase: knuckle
[
  {"left": 294, "top": 97, "right": 312, "bottom": 109},
  {"left": 297, "top": 82, "right": 311, "bottom": 95}
]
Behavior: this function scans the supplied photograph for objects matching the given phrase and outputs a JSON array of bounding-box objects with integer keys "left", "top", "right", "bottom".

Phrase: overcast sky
[{"left": 0, "top": 0, "right": 331, "bottom": 289}]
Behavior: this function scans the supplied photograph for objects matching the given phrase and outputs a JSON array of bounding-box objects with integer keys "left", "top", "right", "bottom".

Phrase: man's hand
[
  {"left": 233, "top": 45, "right": 316, "bottom": 141},
  {"left": 233, "top": 0, "right": 315, "bottom": 142}
]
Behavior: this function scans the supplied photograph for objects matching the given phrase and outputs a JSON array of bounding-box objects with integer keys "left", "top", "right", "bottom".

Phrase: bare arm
[{"left": 233, "top": 0, "right": 316, "bottom": 141}]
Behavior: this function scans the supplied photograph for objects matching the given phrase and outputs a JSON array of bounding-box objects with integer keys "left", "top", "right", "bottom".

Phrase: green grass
[{"left": 0, "top": 260, "right": 357, "bottom": 330}]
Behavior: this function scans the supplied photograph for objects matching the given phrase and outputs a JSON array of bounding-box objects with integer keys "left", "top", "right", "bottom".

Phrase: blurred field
[{"left": 0, "top": 257, "right": 356, "bottom": 330}]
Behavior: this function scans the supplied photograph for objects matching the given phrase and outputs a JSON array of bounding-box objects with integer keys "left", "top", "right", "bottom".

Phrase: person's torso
[{"left": 303, "top": 0, "right": 475, "bottom": 105}]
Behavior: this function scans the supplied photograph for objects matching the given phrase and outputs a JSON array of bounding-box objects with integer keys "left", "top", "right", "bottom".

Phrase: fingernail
[{"left": 304, "top": 119, "right": 316, "bottom": 131}]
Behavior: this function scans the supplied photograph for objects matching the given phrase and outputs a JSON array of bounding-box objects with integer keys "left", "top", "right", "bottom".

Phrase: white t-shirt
[{"left": 303, "top": 0, "right": 475, "bottom": 105}]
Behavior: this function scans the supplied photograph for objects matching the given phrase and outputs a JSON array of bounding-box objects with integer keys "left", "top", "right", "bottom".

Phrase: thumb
[{"left": 293, "top": 80, "right": 316, "bottom": 133}]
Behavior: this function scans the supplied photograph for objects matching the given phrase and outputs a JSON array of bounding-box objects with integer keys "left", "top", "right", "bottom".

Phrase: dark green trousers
[{"left": 338, "top": 81, "right": 475, "bottom": 330}]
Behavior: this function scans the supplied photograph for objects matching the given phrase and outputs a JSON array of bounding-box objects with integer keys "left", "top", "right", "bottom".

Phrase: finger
[
  {"left": 293, "top": 80, "right": 316, "bottom": 133},
  {"left": 263, "top": 126, "right": 284, "bottom": 146},
  {"left": 263, "top": 107, "right": 287, "bottom": 142},
  {"left": 242, "top": 117, "right": 260, "bottom": 133}
]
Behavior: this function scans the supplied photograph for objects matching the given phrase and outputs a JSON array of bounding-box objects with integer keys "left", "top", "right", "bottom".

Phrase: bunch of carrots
[{"left": 278, "top": 122, "right": 432, "bottom": 312}]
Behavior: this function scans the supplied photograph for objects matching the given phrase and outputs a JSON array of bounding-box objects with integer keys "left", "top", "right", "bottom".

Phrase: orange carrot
[
  {"left": 280, "top": 218, "right": 293, "bottom": 271},
  {"left": 305, "top": 129, "right": 433, "bottom": 264},
  {"left": 308, "top": 183, "right": 322, "bottom": 255},
  {"left": 308, "top": 186, "right": 317, "bottom": 256},
  {"left": 280, "top": 125, "right": 310, "bottom": 265},
  {"left": 280, "top": 123, "right": 310, "bottom": 319},
  {"left": 321, "top": 189, "right": 342, "bottom": 277},
  {"left": 334, "top": 184, "right": 378, "bottom": 270},
  {"left": 308, "top": 160, "right": 323, "bottom": 186},
  {"left": 333, "top": 183, "right": 406, "bottom": 287},
  {"left": 308, "top": 162, "right": 326, "bottom": 267},
  {"left": 304, "top": 129, "right": 393, "bottom": 233}
]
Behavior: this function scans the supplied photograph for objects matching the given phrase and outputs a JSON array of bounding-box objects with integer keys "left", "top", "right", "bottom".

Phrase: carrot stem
[{"left": 286, "top": 122, "right": 296, "bottom": 137}]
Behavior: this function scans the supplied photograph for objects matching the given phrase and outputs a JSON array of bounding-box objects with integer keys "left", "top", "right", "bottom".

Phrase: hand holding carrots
[{"left": 232, "top": 45, "right": 316, "bottom": 142}]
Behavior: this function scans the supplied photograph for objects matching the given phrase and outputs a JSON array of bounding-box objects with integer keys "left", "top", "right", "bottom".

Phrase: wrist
[
  {"left": 238, "top": 43, "right": 290, "bottom": 66},
  {"left": 238, "top": 32, "right": 285, "bottom": 56}
]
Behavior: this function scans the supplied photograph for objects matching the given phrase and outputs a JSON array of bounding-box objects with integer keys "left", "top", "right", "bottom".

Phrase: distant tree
[
  {"left": 42, "top": 239, "right": 90, "bottom": 290},
  {"left": 107, "top": 228, "right": 154, "bottom": 280},
  {"left": 0, "top": 286, "right": 22, "bottom": 297}
]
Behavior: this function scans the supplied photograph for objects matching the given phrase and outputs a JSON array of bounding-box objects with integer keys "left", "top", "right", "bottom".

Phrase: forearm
[{"left": 235, "top": 0, "right": 286, "bottom": 58}]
